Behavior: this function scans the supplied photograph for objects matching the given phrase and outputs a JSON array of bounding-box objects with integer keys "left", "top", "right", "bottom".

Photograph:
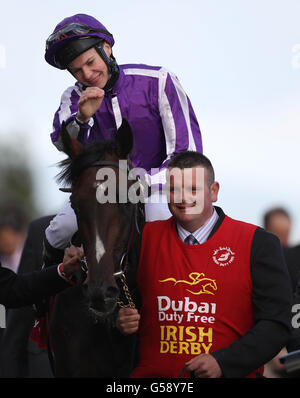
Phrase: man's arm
[
  {"left": 0, "top": 246, "right": 83, "bottom": 308},
  {"left": 211, "top": 229, "right": 293, "bottom": 378}
]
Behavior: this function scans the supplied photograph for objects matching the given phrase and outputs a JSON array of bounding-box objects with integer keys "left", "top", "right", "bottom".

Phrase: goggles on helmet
[{"left": 46, "top": 22, "right": 113, "bottom": 50}]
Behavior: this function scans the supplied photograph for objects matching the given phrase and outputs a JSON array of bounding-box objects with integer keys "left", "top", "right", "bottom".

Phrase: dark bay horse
[{"left": 49, "top": 120, "right": 144, "bottom": 377}]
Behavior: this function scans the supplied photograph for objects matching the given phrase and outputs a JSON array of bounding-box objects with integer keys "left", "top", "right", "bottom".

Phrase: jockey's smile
[{"left": 68, "top": 45, "right": 112, "bottom": 89}]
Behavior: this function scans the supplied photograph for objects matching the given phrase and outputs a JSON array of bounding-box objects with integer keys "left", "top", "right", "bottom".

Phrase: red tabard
[{"left": 131, "top": 215, "right": 264, "bottom": 378}]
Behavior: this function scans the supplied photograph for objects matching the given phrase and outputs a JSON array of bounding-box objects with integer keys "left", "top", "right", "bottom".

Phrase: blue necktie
[{"left": 184, "top": 234, "right": 198, "bottom": 245}]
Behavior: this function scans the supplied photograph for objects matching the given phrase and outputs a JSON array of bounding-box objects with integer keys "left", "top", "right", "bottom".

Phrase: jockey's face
[
  {"left": 167, "top": 166, "right": 219, "bottom": 233},
  {"left": 68, "top": 43, "right": 111, "bottom": 89}
]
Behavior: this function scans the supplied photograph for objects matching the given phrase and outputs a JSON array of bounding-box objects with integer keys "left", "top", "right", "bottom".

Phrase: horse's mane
[{"left": 56, "top": 140, "right": 116, "bottom": 186}]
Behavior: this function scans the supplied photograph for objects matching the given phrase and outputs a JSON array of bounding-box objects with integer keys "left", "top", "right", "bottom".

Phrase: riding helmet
[{"left": 45, "top": 14, "right": 119, "bottom": 91}]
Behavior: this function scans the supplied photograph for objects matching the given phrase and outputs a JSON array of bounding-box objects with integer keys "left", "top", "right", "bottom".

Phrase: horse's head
[{"left": 58, "top": 119, "right": 144, "bottom": 320}]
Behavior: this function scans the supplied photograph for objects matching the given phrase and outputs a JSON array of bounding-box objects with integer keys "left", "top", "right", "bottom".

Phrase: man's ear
[
  {"left": 60, "top": 121, "right": 84, "bottom": 159},
  {"left": 115, "top": 119, "right": 133, "bottom": 159},
  {"left": 210, "top": 181, "right": 220, "bottom": 203}
]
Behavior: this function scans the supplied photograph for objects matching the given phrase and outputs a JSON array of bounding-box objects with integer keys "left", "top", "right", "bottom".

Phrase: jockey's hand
[
  {"left": 185, "top": 354, "right": 222, "bottom": 378},
  {"left": 77, "top": 87, "right": 105, "bottom": 123},
  {"left": 61, "top": 245, "right": 84, "bottom": 276},
  {"left": 116, "top": 307, "right": 140, "bottom": 335}
]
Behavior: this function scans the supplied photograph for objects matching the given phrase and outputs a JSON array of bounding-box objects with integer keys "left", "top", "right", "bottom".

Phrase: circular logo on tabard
[{"left": 213, "top": 247, "right": 235, "bottom": 267}]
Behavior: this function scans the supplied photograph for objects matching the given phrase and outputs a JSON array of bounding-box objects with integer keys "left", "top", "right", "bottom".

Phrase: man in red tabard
[{"left": 117, "top": 151, "right": 292, "bottom": 378}]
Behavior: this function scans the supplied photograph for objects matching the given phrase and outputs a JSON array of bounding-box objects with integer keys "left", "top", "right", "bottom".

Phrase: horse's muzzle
[{"left": 87, "top": 281, "right": 119, "bottom": 320}]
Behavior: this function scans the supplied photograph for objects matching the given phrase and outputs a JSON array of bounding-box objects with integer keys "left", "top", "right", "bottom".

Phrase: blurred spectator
[
  {"left": 263, "top": 207, "right": 300, "bottom": 294},
  {"left": 284, "top": 240, "right": 300, "bottom": 354},
  {"left": 0, "top": 204, "right": 28, "bottom": 364},
  {"left": 284, "top": 243, "right": 300, "bottom": 294},
  {"left": 0, "top": 204, "right": 27, "bottom": 273},
  {"left": 262, "top": 207, "right": 299, "bottom": 377},
  {"left": 0, "top": 215, "right": 54, "bottom": 378},
  {"left": 263, "top": 207, "right": 291, "bottom": 248}
]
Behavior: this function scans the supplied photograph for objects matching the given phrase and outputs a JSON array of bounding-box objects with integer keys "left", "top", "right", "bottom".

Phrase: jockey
[{"left": 44, "top": 13, "right": 203, "bottom": 260}]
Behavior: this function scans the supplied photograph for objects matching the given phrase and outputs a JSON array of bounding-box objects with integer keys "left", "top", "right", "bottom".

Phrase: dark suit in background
[
  {"left": 284, "top": 244, "right": 300, "bottom": 293},
  {"left": 0, "top": 215, "right": 54, "bottom": 378},
  {"left": 285, "top": 244, "right": 300, "bottom": 353}
]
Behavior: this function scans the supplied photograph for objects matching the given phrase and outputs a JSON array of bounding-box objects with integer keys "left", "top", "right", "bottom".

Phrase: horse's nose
[
  {"left": 103, "top": 284, "right": 119, "bottom": 312},
  {"left": 88, "top": 280, "right": 119, "bottom": 316}
]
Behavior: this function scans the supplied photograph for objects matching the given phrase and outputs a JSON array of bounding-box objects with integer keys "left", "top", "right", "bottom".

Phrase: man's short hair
[{"left": 167, "top": 151, "right": 215, "bottom": 186}]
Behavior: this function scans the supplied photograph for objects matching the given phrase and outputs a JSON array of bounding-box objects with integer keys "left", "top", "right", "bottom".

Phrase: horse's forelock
[{"left": 56, "top": 140, "right": 116, "bottom": 186}]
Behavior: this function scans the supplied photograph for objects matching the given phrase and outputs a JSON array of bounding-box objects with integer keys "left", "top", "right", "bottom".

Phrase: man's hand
[
  {"left": 116, "top": 307, "right": 140, "bottom": 335},
  {"left": 77, "top": 87, "right": 105, "bottom": 123},
  {"left": 61, "top": 245, "right": 84, "bottom": 276},
  {"left": 185, "top": 354, "right": 222, "bottom": 378}
]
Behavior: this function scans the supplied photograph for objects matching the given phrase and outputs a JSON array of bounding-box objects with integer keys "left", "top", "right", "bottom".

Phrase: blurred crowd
[
  {"left": 0, "top": 204, "right": 53, "bottom": 378},
  {"left": 0, "top": 204, "right": 27, "bottom": 273},
  {"left": 262, "top": 207, "right": 300, "bottom": 377}
]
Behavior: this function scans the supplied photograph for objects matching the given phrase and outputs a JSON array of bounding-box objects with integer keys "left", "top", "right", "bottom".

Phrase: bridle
[{"left": 60, "top": 158, "right": 144, "bottom": 307}]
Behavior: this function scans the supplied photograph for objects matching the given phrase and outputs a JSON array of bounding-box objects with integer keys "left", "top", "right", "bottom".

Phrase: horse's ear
[
  {"left": 60, "top": 121, "right": 84, "bottom": 159},
  {"left": 115, "top": 119, "right": 133, "bottom": 159}
]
